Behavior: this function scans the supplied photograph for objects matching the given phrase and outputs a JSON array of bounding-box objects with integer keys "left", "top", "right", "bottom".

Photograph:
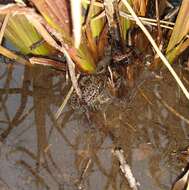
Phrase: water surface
[{"left": 0, "top": 61, "right": 189, "bottom": 190}]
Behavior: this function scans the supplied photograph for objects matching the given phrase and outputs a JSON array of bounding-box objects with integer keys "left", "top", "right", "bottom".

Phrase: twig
[
  {"left": 112, "top": 148, "right": 139, "bottom": 190},
  {"left": 121, "top": 0, "right": 189, "bottom": 101}
]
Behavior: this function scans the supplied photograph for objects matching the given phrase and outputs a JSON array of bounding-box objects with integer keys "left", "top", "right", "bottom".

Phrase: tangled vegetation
[{"left": 0, "top": 0, "right": 189, "bottom": 98}]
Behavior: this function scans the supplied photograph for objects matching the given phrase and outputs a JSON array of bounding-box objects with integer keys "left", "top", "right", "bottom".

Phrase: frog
[{"left": 69, "top": 74, "right": 111, "bottom": 112}]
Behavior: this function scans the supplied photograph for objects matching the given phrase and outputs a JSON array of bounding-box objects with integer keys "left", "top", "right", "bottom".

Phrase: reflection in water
[{"left": 0, "top": 61, "right": 189, "bottom": 190}]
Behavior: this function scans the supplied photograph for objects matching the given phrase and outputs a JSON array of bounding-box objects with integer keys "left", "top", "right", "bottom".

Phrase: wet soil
[{"left": 0, "top": 61, "right": 189, "bottom": 190}]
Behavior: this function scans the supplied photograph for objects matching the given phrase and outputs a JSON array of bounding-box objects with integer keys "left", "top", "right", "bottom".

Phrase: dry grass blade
[
  {"left": 0, "top": 13, "right": 10, "bottom": 44},
  {"left": 104, "top": 0, "right": 114, "bottom": 27},
  {"left": 121, "top": 0, "right": 189, "bottom": 101},
  {"left": 55, "top": 86, "right": 74, "bottom": 120},
  {"left": 70, "top": 0, "right": 82, "bottom": 48},
  {"left": 29, "top": 18, "right": 80, "bottom": 97},
  {"left": 166, "top": 0, "right": 189, "bottom": 62},
  {"left": 31, "top": 0, "right": 96, "bottom": 72},
  {"left": 31, "top": 0, "right": 71, "bottom": 37},
  {"left": 119, "top": 11, "right": 189, "bottom": 38},
  {"left": 25, "top": 13, "right": 81, "bottom": 97},
  {"left": 120, "top": 11, "right": 174, "bottom": 26},
  {"left": 66, "top": 52, "right": 82, "bottom": 98},
  {"left": 0, "top": 45, "right": 30, "bottom": 66},
  {"left": 0, "top": 3, "right": 96, "bottom": 73},
  {"left": 167, "top": 0, "right": 189, "bottom": 50},
  {"left": 29, "top": 57, "right": 66, "bottom": 71},
  {"left": 55, "top": 74, "right": 80, "bottom": 120},
  {"left": 25, "top": 13, "right": 59, "bottom": 49}
]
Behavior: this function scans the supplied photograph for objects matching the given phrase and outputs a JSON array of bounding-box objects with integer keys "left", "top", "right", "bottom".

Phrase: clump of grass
[{"left": 0, "top": 0, "right": 189, "bottom": 99}]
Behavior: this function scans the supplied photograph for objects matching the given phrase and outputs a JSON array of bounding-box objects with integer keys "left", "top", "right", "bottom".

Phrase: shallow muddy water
[{"left": 0, "top": 61, "right": 189, "bottom": 190}]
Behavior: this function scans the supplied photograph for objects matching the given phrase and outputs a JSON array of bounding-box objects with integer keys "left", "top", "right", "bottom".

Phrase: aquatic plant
[
  {"left": 0, "top": 1, "right": 188, "bottom": 67},
  {"left": 0, "top": 0, "right": 189, "bottom": 98}
]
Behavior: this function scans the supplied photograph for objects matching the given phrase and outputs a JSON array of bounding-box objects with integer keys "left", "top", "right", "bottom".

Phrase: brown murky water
[{"left": 0, "top": 60, "right": 189, "bottom": 190}]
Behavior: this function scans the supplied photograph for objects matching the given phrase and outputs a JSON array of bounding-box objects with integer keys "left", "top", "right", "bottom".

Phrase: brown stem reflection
[
  {"left": 32, "top": 65, "right": 62, "bottom": 176},
  {"left": 0, "top": 63, "right": 67, "bottom": 189},
  {"left": 1, "top": 62, "right": 189, "bottom": 190},
  {"left": 16, "top": 160, "right": 49, "bottom": 189},
  {"left": 0, "top": 65, "right": 32, "bottom": 141}
]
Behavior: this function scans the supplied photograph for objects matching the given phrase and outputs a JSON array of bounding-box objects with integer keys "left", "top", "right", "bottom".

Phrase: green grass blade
[
  {"left": 166, "top": 0, "right": 189, "bottom": 62},
  {"left": 1, "top": 15, "right": 52, "bottom": 55}
]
